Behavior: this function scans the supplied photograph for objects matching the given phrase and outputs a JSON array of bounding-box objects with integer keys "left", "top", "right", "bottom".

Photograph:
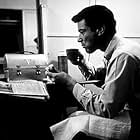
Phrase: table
[{"left": 0, "top": 91, "right": 54, "bottom": 140}]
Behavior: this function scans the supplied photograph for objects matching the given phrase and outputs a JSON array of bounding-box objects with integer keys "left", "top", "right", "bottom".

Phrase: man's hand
[
  {"left": 46, "top": 72, "right": 77, "bottom": 92},
  {"left": 67, "top": 49, "right": 84, "bottom": 65},
  {"left": 45, "top": 64, "right": 58, "bottom": 73}
]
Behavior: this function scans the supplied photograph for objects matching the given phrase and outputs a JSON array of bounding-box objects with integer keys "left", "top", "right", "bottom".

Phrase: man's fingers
[
  {"left": 46, "top": 71, "right": 58, "bottom": 80},
  {"left": 44, "top": 71, "right": 56, "bottom": 83},
  {"left": 45, "top": 71, "right": 53, "bottom": 77}
]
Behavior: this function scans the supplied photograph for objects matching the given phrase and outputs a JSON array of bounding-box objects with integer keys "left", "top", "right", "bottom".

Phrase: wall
[{"left": 0, "top": 0, "right": 36, "bottom": 9}]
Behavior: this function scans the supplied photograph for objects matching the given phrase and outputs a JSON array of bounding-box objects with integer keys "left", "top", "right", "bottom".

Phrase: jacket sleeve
[{"left": 73, "top": 53, "right": 137, "bottom": 118}]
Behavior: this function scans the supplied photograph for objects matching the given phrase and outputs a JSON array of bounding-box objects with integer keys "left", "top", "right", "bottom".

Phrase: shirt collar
[{"left": 104, "top": 35, "right": 120, "bottom": 61}]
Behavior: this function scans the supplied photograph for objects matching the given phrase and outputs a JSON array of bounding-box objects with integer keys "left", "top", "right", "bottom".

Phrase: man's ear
[{"left": 96, "top": 25, "right": 105, "bottom": 36}]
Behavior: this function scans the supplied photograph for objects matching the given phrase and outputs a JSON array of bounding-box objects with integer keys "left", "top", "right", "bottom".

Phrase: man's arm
[
  {"left": 78, "top": 62, "right": 96, "bottom": 80},
  {"left": 78, "top": 60, "right": 106, "bottom": 84},
  {"left": 73, "top": 54, "right": 137, "bottom": 118}
]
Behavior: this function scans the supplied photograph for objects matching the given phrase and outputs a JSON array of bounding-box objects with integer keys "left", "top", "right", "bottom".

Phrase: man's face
[{"left": 77, "top": 19, "right": 97, "bottom": 54}]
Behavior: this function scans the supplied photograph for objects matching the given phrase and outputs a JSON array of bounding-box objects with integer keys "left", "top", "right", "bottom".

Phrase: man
[{"left": 47, "top": 5, "right": 140, "bottom": 139}]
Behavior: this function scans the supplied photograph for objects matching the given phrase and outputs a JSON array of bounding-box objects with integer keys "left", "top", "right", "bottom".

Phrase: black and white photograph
[{"left": 0, "top": 0, "right": 140, "bottom": 140}]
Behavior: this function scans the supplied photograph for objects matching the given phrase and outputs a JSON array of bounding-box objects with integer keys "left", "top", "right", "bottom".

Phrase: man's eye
[
  {"left": 79, "top": 29, "right": 86, "bottom": 35},
  {"left": 80, "top": 31, "right": 85, "bottom": 35}
]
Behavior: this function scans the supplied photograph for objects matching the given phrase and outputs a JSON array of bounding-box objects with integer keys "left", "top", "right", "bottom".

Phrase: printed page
[{"left": 10, "top": 80, "right": 49, "bottom": 98}]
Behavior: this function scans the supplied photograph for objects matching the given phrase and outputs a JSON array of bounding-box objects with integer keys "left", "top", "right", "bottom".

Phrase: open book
[{"left": 0, "top": 80, "right": 50, "bottom": 99}]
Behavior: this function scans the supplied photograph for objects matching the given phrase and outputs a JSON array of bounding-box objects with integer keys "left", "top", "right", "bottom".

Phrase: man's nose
[{"left": 77, "top": 37, "right": 83, "bottom": 42}]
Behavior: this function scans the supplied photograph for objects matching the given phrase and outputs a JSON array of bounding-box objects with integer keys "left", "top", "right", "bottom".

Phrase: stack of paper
[{"left": 0, "top": 80, "right": 50, "bottom": 99}]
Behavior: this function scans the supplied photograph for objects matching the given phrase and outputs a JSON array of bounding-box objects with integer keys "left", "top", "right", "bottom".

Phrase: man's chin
[{"left": 85, "top": 48, "right": 94, "bottom": 54}]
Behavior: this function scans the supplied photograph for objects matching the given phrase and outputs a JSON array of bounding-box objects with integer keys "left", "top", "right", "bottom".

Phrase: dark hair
[{"left": 72, "top": 5, "right": 116, "bottom": 37}]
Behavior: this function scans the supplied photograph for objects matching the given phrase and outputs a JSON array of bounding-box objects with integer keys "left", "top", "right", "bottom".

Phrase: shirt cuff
[{"left": 73, "top": 83, "right": 86, "bottom": 102}]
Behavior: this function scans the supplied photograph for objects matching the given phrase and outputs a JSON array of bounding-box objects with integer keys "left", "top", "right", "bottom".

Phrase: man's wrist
[{"left": 78, "top": 59, "right": 86, "bottom": 67}]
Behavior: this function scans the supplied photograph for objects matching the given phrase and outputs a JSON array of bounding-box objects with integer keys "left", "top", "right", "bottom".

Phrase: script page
[{"left": 10, "top": 80, "right": 49, "bottom": 98}]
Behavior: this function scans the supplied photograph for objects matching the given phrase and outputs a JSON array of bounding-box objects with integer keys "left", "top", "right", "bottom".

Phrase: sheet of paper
[{"left": 10, "top": 80, "right": 49, "bottom": 98}]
